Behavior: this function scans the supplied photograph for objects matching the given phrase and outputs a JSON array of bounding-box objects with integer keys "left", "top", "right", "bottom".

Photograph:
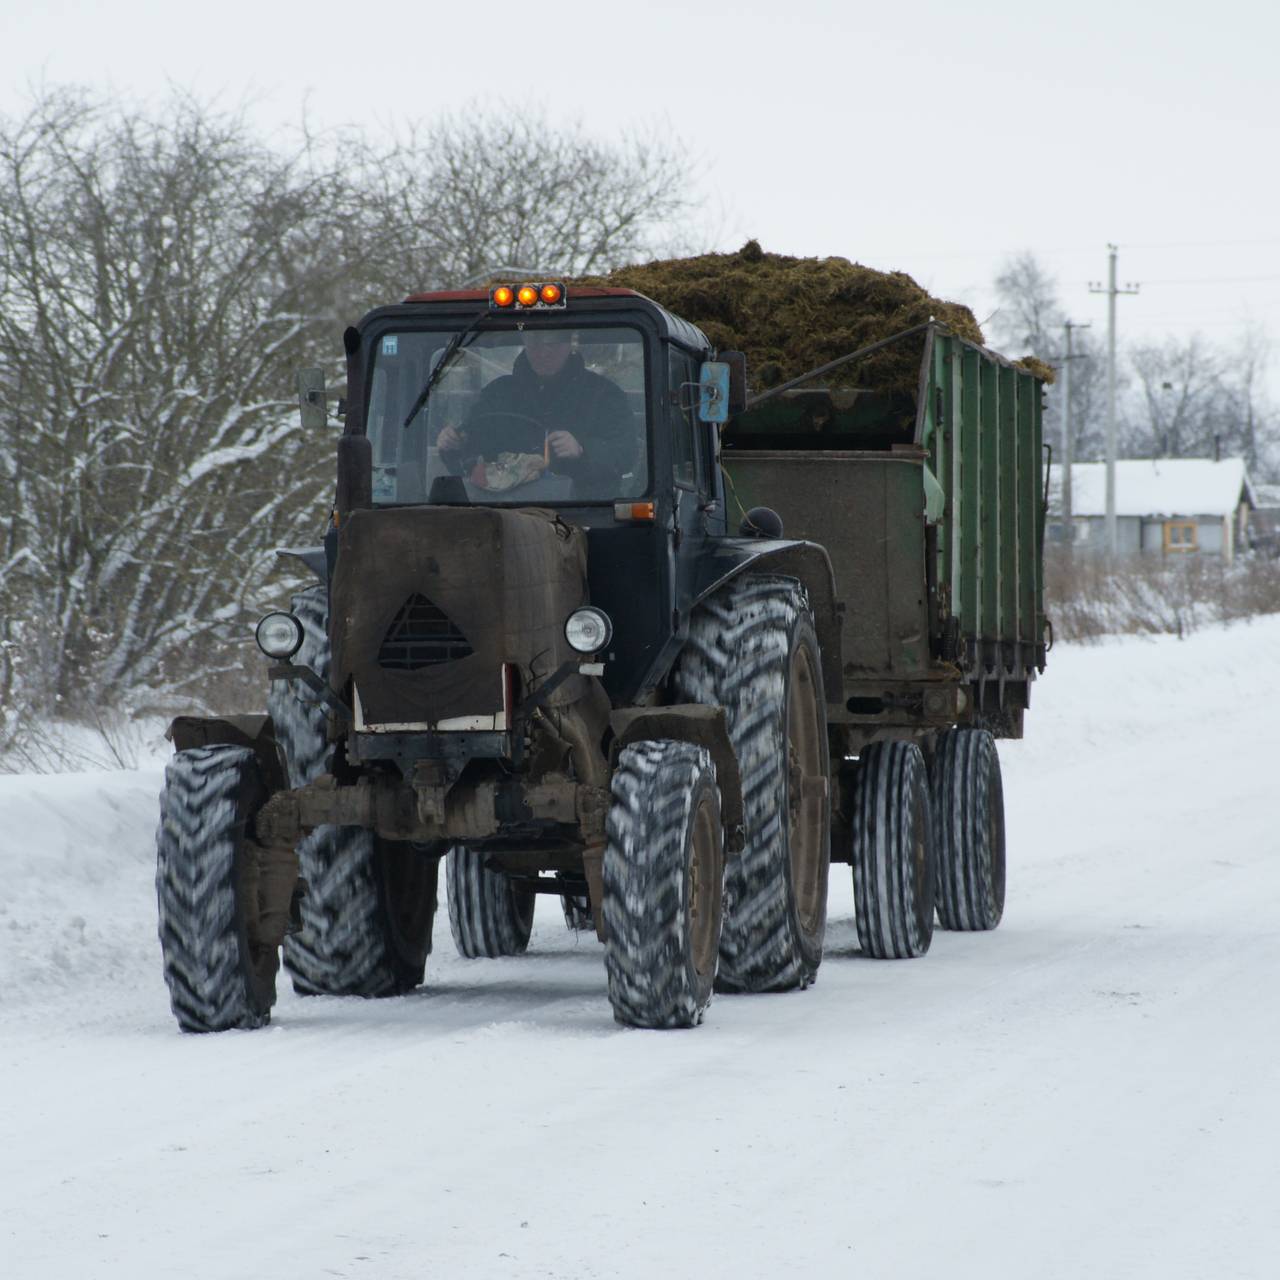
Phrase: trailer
[{"left": 723, "top": 322, "right": 1047, "bottom": 743}]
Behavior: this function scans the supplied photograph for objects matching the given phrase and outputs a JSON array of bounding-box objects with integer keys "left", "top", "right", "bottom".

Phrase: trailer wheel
[
  {"left": 603, "top": 741, "right": 725, "bottom": 1029},
  {"left": 850, "top": 741, "right": 934, "bottom": 958},
  {"left": 271, "top": 585, "right": 438, "bottom": 996},
  {"left": 931, "top": 728, "right": 1005, "bottom": 931},
  {"left": 156, "top": 746, "right": 279, "bottom": 1032},
  {"left": 674, "top": 575, "right": 829, "bottom": 992},
  {"left": 446, "top": 849, "right": 536, "bottom": 957}
]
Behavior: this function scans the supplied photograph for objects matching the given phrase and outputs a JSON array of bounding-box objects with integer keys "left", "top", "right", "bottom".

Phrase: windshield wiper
[{"left": 402, "top": 309, "right": 489, "bottom": 429}]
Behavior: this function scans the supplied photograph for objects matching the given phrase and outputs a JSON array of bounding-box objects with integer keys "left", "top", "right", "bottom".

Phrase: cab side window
[{"left": 667, "top": 351, "right": 697, "bottom": 489}]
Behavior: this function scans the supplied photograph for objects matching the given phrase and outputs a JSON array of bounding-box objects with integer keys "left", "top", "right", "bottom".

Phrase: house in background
[
  {"left": 1251, "top": 483, "right": 1280, "bottom": 557},
  {"left": 1046, "top": 458, "right": 1256, "bottom": 562}
]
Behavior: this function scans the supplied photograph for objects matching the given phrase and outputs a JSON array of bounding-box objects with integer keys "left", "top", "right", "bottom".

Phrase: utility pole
[
  {"left": 1060, "top": 320, "right": 1091, "bottom": 538},
  {"left": 1089, "top": 245, "right": 1139, "bottom": 555}
]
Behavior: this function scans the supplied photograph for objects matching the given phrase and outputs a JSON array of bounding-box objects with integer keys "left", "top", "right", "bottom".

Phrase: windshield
[{"left": 366, "top": 323, "right": 648, "bottom": 505}]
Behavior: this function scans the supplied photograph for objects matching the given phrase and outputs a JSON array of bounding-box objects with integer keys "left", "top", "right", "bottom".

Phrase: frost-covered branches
[
  {"left": 0, "top": 91, "right": 347, "bottom": 727},
  {"left": 0, "top": 90, "right": 692, "bottom": 738},
  {"left": 331, "top": 112, "right": 692, "bottom": 302}
]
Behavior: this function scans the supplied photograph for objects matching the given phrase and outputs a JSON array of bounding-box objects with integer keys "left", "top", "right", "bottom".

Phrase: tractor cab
[
  {"left": 325, "top": 283, "right": 745, "bottom": 705},
  {"left": 352, "top": 283, "right": 734, "bottom": 514}
]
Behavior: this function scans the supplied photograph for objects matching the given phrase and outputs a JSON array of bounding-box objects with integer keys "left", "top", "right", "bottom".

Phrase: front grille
[{"left": 378, "top": 594, "right": 473, "bottom": 670}]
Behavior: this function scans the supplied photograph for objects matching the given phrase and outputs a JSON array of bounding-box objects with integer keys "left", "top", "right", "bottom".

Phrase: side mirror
[
  {"left": 697, "top": 361, "right": 730, "bottom": 424},
  {"left": 297, "top": 367, "right": 328, "bottom": 430}
]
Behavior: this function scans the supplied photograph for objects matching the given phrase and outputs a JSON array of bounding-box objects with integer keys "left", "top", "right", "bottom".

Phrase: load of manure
[{"left": 581, "top": 241, "right": 1053, "bottom": 395}]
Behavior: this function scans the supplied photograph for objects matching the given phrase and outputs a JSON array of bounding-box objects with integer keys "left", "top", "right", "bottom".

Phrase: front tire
[
  {"left": 156, "top": 746, "right": 279, "bottom": 1032},
  {"left": 674, "top": 575, "right": 829, "bottom": 992},
  {"left": 851, "top": 741, "right": 935, "bottom": 958},
  {"left": 603, "top": 741, "right": 725, "bottom": 1029},
  {"left": 271, "top": 585, "right": 438, "bottom": 996},
  {"left": 931, "top": 728, "right": 1006, "bottom": 931},
  {"left": 447, "top": 848, "right": 536, "bottom": 958}
]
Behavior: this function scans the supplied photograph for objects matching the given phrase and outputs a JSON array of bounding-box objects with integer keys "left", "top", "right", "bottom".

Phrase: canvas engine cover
[{"left": 330, "top": 506, "right": 590, "bottom": 726}]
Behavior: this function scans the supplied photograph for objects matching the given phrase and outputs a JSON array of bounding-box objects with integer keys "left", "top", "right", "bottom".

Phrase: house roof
[{"left": 1048, "top": 458, "right": 1255, "bottom": 519}]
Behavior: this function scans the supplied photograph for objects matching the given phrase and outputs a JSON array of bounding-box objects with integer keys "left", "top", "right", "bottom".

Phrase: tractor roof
[{"left": 395, "top": 286, "right": 711, "bottom": 352}]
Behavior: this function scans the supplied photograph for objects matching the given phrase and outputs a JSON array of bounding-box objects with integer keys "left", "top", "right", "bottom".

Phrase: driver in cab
[{"left": 435, "top": 329, "right": 632, "bottom": 493}]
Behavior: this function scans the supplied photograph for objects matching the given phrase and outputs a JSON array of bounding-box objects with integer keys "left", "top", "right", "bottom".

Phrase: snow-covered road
[{"left": 3, "top": 620, "right": 1278, "bottom": 1279}]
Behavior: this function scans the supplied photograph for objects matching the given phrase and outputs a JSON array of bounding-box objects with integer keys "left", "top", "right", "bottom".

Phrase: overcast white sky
[{"left": 6, "top": 0, "right": 1279, "bottom": 374}]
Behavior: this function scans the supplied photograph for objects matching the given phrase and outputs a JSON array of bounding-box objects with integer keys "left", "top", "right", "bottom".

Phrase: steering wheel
[{"left": 463, "top": 410, "right": 550, "bottom": 455}]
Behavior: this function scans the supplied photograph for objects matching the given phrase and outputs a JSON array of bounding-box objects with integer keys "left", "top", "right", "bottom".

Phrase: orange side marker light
[{"left": 614, "top": 500, "right": 656, "bottom": 522}]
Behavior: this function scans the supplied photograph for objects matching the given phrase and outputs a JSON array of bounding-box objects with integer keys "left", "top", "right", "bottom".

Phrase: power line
[
  {"left": 1066, "top": 274, "right": 1280, "bottom": 287},
  {"left": 1139, "top": 274, "right": 1280, "bottom": 285},
  {"left": 870, "top": 237, "right": 1280, "bottom": 261},
  {"left": 1121, "top": 237, "right": 1280, "bottom": 250}
]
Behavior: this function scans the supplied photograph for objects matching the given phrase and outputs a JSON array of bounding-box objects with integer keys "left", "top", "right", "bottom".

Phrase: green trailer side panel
[
  {"left": 1017, "top": 378, "right": 1038, "bottom": 651},
  {"left": 959, "top": 349, "right": 982, "bottom": 639},
  {"left": 938, "top": 338, "right": 959, "bottom": 622},
  {"left": 942, "top": 340, "right": 962, "bottom": 624},
  {"left": 998, "top": 364, "right": 1019, "bottom": 643},
  {"left": 979, "top": 361, "right": 1001, "bottom": 642},
  {"left": 1033, "top": 380, "right": 1046, "bottom": 650}
]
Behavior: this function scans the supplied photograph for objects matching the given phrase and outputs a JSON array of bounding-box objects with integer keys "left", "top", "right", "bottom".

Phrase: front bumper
[{"left": 254, "top": 767, "right": 609, "bottom": 850}]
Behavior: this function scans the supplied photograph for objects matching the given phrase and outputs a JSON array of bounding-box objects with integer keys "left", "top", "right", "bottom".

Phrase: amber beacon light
[{"left": 490, "top": 282, "right": 568, "bottom": 310}]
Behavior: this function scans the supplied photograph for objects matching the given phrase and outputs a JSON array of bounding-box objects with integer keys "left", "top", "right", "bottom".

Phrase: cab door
[{"left": 667, "top": 348, "right": 720, "bottom": 626}]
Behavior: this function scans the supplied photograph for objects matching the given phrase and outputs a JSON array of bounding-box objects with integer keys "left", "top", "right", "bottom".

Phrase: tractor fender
[
  {"left": 274, "top": 545, "right": 327, "bottom": 583},
  {"left": 608, "top": 704, "right": 744, "bottom": 854},
  {"left": 691, "top": 538, "right": 843, "bottom": 703},
  {"left": 166, "top": 714, "right": 291, "bottom": 796}
]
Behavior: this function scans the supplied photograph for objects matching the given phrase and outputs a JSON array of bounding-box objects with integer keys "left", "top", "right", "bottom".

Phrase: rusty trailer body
[{"left": 721, "top": 323, "right": 1048, "bottom": 751}]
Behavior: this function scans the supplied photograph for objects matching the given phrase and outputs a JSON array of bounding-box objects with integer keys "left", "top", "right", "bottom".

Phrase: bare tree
[
  {"left": 333, "top": 112, "right": 692, "bottom": 299},
  {"left": 1127, "top": 335, "right": 1230, "bottom": 459},
  {"left": 1221, "top": 325, "right": 1276, "bottom": 478},
  {"left": 988, "top": 251, "right": 1108, "bottom": 465},
  {"left": 0, "top": 90, "right": 694, "bottom": 742},
  {"left": 0, "top": 91, "right": 347, "bottom": 724},
  {"left": 989, "top": 251, "right": 1064, "bottom": 353}
]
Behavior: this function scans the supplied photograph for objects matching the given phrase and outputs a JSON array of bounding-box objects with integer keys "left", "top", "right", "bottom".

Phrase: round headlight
[
  {"left": 564, "top": 607, "right": 613, "bottom": 654},
  {"left": 255, "top": 612, "right": 304, "bottom": 660}
]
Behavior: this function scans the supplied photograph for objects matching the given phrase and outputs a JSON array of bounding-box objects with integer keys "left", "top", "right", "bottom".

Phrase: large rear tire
[
  {"left": 603, "top": 741, "right": 725, "bottom": 1029},
  {"left": 851, "top": 741, "right": 934, "bottom": 959},
  {"left": 271, "top": 585, "right": 438, "bottom": 996},
  {"left": 286, "top": 831, "right": 438, "bottom": 995},
  {"left": 446, "top": 848, "right": 536, "bottom": 958},
  {"left": 674, "top": 575, "right": 829, "bottom": 992},
  {"left": 156, "top": 746, "right": 279, "bottom": 1032},
  {"left": 931, "top": 728, "right": 1006, "bottom": 931}
]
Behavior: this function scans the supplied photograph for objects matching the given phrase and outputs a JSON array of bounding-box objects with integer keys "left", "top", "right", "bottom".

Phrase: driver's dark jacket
[{"left": 440, "top": 351, "right": 634, "bottom": 489}]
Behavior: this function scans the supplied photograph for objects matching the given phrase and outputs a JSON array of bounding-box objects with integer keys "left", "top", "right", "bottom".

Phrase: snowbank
[{"left": 0, "top": 767, "right": 165, "bottom": 1007}]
